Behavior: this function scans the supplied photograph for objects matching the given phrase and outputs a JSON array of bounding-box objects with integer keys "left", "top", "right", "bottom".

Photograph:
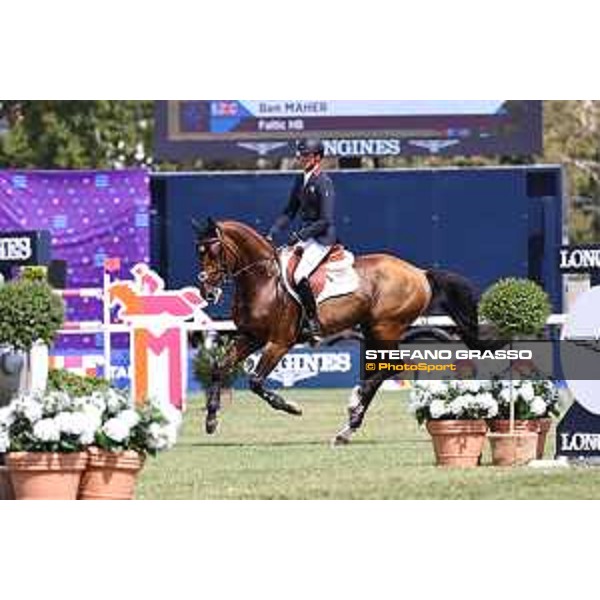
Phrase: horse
[{"left": 194, "top": 218, "right": 493, "bottom": 445}]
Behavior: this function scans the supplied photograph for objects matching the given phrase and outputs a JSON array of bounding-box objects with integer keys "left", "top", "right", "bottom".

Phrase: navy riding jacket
[{"left": 270, "top": 170, "right": 337, "bottom": 245}]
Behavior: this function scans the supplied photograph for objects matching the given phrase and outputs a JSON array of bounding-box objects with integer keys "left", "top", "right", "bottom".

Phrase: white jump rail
[
  {"left": 414, "top": 314, "right": 567, "bottom": 327},
  {"left": 58, "top": 288, "right": 104, "bottom": 299},
  {"left": 59, "top": 315, "right": 566, "bottom": 334},
  {"left": 59, "top": 321, "right": 237, "bottom": 334}
]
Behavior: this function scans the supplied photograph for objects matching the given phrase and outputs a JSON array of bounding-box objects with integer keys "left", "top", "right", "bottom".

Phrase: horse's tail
[{"left": 425, "top": 269, "right": 502, "bottom": 351}]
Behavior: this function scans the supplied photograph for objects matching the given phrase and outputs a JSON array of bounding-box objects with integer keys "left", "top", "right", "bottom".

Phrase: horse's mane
[{"left": 220, "top": 220, "right": 270, "bottom": 251}]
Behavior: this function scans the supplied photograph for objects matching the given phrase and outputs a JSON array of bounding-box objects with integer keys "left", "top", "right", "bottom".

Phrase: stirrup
[{"left": 306, "top": 318, "right": 322, "bottom": 344}]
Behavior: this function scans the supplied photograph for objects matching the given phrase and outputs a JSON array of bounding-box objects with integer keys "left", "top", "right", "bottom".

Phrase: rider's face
[{"left": 298, "top": 153, "right": 320, "bottom": 172}]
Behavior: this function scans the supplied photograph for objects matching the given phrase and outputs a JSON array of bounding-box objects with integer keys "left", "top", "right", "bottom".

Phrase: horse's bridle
[{"left": 197, "top": 228, "right": 278, "bottom": 301}]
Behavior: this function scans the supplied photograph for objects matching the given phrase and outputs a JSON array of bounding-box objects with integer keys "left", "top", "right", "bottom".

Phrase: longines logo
[
  {"left": 247, "top": 351, "right": 352, "bottom": 387},
  {"left": 323, "top": 139, "right": 402, "bottom": 157},
  {"left": 560, "top": 433, "right": 600, "bottom": 452},
  {"left": 0, "top": 236, "right": 33, "bottom": 262},
  {"left": 559, "top": 246, "right": 600, "bottom": 272}
]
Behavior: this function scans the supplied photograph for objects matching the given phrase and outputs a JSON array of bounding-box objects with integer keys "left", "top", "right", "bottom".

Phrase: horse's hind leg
[
  {"left": 248, "top": 342, "right": 303, "bottom": 416},
  {"left": 333, "top": 325, "right": 407, "bottom": 446},
  {"left": 332, "top": 371, "right": 388, "bottom": 445}
]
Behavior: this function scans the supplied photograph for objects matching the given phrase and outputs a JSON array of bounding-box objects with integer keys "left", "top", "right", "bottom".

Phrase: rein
[
  {"left": 230, "top": 256, "right": 276, "bottom": 280},
  {"left": 215, "top": 228, "right": 279, "bottom": 283}
]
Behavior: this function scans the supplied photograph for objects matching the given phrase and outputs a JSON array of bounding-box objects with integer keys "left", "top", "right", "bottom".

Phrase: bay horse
[{"left": 194, "top": 218, "right": 491, "bottom": 445}]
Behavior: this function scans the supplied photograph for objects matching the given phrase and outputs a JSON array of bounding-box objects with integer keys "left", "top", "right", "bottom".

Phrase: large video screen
[{"left": 154, "top": 100, "right": 542, "bottom": 160}]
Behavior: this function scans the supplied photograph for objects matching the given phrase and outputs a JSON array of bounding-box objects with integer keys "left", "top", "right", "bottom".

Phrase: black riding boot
[{"left": 296, "top": 278, "right": 322, "bottom": 343}]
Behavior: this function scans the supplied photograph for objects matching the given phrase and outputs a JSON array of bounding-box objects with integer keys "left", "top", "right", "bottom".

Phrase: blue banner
[{"left": 50, "top": 341, "right": 363, "bottom": 394}]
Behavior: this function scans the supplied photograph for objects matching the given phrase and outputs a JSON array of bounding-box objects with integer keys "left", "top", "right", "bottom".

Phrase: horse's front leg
[
  {"left": 248, "top": 342, "right": 303, "bottom": 416},
  {"left": 205, "top": 334, "right": 262, "bottom": 434}
]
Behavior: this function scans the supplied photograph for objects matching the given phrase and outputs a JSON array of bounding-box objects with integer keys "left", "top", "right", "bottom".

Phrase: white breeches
[{"left": 293, "top": 239, "right": 331, "bottom": 284}]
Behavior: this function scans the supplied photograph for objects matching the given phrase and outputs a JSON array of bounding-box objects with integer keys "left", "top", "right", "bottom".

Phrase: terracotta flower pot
[
  {"left": 488, "top": 432, "right": 538, "bottom": 466},
  {"left": 426, "top": 420, "right": 488, "bottom": 468},
  {"left": 7, "top": 452, "right": 88, "bottom": 500},
  {"left": 489, "top": 418, "right": 552, "bottom": 460},
  {"left": 79, "top": 448, "right": 145, "bottom": 500}
]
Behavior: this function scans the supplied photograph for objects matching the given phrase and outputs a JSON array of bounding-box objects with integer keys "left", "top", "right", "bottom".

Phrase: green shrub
[
  {"left": 0, "top": 279, "right": 65, "bottom": 351},
  {"left": 479, "top": 278, "right": 551, "bottom": 338},
  {"left": 47, "top": 368, "right": 110, "bottom": 396},
  {"left": 192, "top": 336, "right": 246, "bottom": 389},
  {"left": 20, "top": 266, "right": 48, "bottom": 283}
]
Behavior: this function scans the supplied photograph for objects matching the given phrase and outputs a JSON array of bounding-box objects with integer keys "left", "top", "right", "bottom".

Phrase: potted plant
[
  {"left": 479, "top": 277, "right": 551, "bottom": 340},
  {"left": 78, "top": 391, "right": 181, "bottom": 500},
  {"left": 490, "top": 378, "right": 560, "bottom": 460},
  {"left": 0, "top": 391, "right": 95, "bottom": 499},
  {"left": 192, "top": 334, "right": 246, "bottom": 407},
  {"left": 479, "top": 278, "right": 552, "bottom": 465},
  {"left": 408, "top": 380, "right": 498, "bottom": 467},
  {"left": 0, "top": 276, "right": 65, "bottom": 398}
]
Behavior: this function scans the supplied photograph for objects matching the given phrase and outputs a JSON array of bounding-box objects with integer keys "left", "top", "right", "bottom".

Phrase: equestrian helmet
[{"left": 296, "top": 138, "right": 325, "bottom": 158}]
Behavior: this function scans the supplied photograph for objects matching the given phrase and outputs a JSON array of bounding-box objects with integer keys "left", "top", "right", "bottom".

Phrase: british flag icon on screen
[{"left": 210, "top": 101, "right": 240, "bottom": 117}]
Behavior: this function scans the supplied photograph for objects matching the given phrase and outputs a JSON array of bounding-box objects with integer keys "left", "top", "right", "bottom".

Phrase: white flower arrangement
[
  {"left": 94, "top": 397, "right": 182, "bottom": 457},
  {"left": 409, "top": 380, "right": 499, "bottom": 425},
  {"left": 0, "top": 389, "right": 181, "bottom": 456},
  {"left": 0, "top": 391, "right": 100, "bottom": 453},
  {"left": 491, "top": 379, "right": 560, "bottom": 420}
]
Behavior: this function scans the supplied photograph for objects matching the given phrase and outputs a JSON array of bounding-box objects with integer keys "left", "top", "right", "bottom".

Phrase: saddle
[{"left": 280, "top": 244, "right": 360, "bottom": 305}]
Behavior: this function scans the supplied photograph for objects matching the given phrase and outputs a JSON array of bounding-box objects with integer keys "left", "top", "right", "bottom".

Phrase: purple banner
[{"left": 0, "top": 169, "right": 151, "bottom": 349}]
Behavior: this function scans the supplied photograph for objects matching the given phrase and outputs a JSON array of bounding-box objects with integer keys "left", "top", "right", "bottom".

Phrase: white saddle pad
[{"left": 279, "top": 248, "right": 360, "bottom": 305}]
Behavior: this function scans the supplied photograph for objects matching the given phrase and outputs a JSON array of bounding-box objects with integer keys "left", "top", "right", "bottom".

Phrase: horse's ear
[{"left": 206, "top": 217, "right": 222, "bottom": 238}]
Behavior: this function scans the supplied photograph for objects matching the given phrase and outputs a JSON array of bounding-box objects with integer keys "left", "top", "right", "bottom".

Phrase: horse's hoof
[
  {"left": 205, "top": 415, "right": 219, "bottom": 435},
  {"left": 282, "top": 401, "right": 303, "bottom": 416},
  {"left": 266, "top": 394, "right": 303, "bottom": 416},
  {"left": 331, "top": 434, "right": 351, "bottom": 447},
  {"left": 331, "top": 428, "right": 352, "bottom": 447}
]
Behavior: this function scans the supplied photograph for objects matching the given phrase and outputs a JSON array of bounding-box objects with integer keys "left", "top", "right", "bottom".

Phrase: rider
[{"left": 267, "top": 138, "right": 336, "bottom": 342}]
